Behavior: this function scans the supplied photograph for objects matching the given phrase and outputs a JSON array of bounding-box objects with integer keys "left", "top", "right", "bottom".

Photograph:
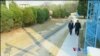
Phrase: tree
[
  {"left": 63, "top": 1, "right": 78, "bottom": 13},
  {"left": 52, "top": 5, "right": 70, "bottom": 18},
  {"left": 77, "top": 0, "right": 88, "bottom": 18},
  {"left": 0, "top": 0, "right": 6, "bottom": 5}
]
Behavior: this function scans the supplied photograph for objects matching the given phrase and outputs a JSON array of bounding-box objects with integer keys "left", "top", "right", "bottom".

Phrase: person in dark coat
[
  {"left": 68, "top": 20, "right": 74, "bottom": 35},
  {"left": 75, "top": 20, "right": 81, "bottom": 36}
]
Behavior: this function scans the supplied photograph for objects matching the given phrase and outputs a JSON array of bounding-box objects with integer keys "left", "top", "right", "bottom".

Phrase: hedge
[
  {"left": 36, "top": 8, "right": 49, "bottom": 24},
  {"left": 31, "top": 7, "right": 37, "bottom": 24},
  {"left": 43, "top": 8, "right": 50, "bottom": 21},
  {"left": 52, "top": 7, "right": 70, "bottom": 18},
  {"left": 0, "top": 2, "right": 50, "bottom": 32},
  {"left": 9, "top": 2, "right": 23, "bottom": 28},
  {"left": 22, "top": 7, "right": 37, "bottom": 26},
  {"left": 0, "top": 5, "right": 14, "bottom": 32},
  {"left": 52, "top": 8, "right": 60, "bottom": 18}
]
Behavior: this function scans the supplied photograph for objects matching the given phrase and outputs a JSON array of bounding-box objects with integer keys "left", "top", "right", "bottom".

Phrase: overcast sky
[
  {"left": 6, "top": 1, "right": 78, "bottom": 6},
  {"left": 6, "top": 1, "right": 66, "bottom": 6},
  {"left": 6, "top": 1, "right": 78, "bottom": 8}
]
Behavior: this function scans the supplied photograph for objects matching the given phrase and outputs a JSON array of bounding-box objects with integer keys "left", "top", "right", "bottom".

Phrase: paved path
[
  {"left": 57, "top": 29, "right": 79, "bottom": 56},
  {"left": 13, "top": 23, "right": 68, "bottom": 56},
  {"left": 1, "top": 19, "right": 68, "bottom": 56}
]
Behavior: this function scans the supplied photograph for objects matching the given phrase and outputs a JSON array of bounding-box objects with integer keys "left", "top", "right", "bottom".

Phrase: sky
[
  {"left": 6, "top": 1, "right": 66, "bottom": 6},
  {"left": 15, "top": 1, "right": 65, "bottom": 5},
  {"left": 6, "top": 1, "right": 77, "bottom": 8}
]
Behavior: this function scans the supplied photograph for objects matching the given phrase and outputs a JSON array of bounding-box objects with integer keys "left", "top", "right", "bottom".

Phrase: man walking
[
  {"left": 75, "top": 20, "right": 81, "bottom": 36},
  {"left": 68, "top": 20, "right": 74, "bottom": 35}
]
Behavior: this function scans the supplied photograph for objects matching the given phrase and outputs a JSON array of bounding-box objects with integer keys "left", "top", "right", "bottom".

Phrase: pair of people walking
[{"left": 68, "top": 20, "right": 81, "bottom": 36}]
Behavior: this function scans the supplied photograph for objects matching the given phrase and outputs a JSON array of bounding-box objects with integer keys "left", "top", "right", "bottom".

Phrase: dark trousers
[
  {"left": 75, "top": 29, "right": 80, "bottom": 35},
  {"left": 69, "top": 29, "right": 72, "bottom": 35}
]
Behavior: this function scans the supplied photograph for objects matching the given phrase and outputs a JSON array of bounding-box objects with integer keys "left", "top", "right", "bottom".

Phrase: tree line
[
  {"left": 1, "top": 1, "right": 79, "bottom": 33},
  {"left": 1, "top": 2, "right": 49, "bottom": 32}
]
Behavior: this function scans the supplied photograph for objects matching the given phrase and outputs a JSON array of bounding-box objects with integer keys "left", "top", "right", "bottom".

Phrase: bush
[
  {"left": 31, "top": 7, "right": 37, "bottom": 24},
  {"left": 43, "top": 8, "right": 49, "bottom": 21},
  {"left": 37, "top": 8, "right": 49, "bottom": 23},
  {"left": 52, "top": 7, "right": 70, "bottom": 18},
  {"left": 65, "top": 11, "right": 70, "bottom": 17},
  {"left": 36, "top": 8, "right": 45, "bottom": 23},
  {"left": 0, "top": 2, "right": 49, "bottom": 32},
  {"left": 9, "top": 2, "right": 23, "bottom": 28},
  {"left": 60, "top": 8, "right": 65, "bottom": 18},
  {"left": 52, "top": 8, "right": 60, "bottom": 18},
  {"left": 0, "top": 4, "right": 14, "bottom": 32},
  {"left": 23, "top": 7, "right": 36, "bottom": 26}
]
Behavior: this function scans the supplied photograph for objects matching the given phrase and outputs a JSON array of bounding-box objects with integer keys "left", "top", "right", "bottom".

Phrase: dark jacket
[
  {"left": 75, "top": 22, "right": 81, "bottom": 30},
  {"left": 68, "top": 22, "right": 74, "bottom": 30}
]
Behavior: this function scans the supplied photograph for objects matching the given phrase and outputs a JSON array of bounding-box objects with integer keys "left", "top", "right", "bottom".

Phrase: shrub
[
  {"left": 31, "top": 7, "right": 37, "bottom": 24},
  {"left": 9, "top": 2, "right": 23, "bottom": 28},
  {"left": 22, "top": 7, "right": 36, "bottom": 26},
  {"left": 36, "top": 8, "right": 45, "bottom": 23},
  {"left": 60, "top": 8, "right": 70, "bottom": 18},
  {"left": 0, "top": 3, "right": 49, "bottom": 32},
  {"left": 0, "top": 4, "right": 14, "bottom": 32},
  {"left": 36, "top": 8, "right": 49, "bottom": 24},
  {"left": 43, "top": 8, "right": 49, "bottom": 21},
  {"left": 65, "top": 11, "right": 70, "bottom": 17},
  {"left": 52, "top": 7, "right": 70, "bottom": 18},
  {"left": 52, "top": 8, "right": 60, "bottom": 18},
  {"left": 60, "top": 8, "right": 66, "bottom": 18}
]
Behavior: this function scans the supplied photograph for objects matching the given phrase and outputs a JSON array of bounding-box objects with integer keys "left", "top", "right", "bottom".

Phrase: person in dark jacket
[
  {"left": 68, "top": 20, "right": 74, "bottom": 35},
  {"left": 75, "top": 20, "right": 81, "bottom": 36}
]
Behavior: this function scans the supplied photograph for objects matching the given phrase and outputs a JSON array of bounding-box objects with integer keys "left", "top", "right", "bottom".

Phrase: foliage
[
  {"left": 63, "top": 2, "right": 78, "bottom": 13},
  {"left": 31, "top": 7, "right": 37, "bottom": 24},
  {"left": 52, "top": 7, "right": 60, "bottom": 18},
  {"left": 43, "top": 8, "right": 49, "bottom": 21},
  {"left": 77, "top": 0, "right": 88, "bottom": 18},
  {"left": 36, "top": 8, "right": 49, "bottom": 23},
  {"left": 52, "top": 6, "right": 70, "bottom": 18},
  {"left": 47, "top": 1, "right": 78, "bottom": 14},
  {"left": 0, "top": 0, "right": 6, "bottom": 5},
  {"left": 60, "top": 8, "right": 70, "bottom": 18},
  {"left": 0, "top": 5, "right": 14, "bottom": 32},
  {"left": 22, "top": 7, "right": 36, "bottom": 26},
  {"left": 9, "top": 2, "right": 23, "bottom": 28},
  {"left": 0, "top": 1, "right": 50, "bottom": 32},
  {"left": 1, "top": 1, "right": 77, "bottom": 32}
]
